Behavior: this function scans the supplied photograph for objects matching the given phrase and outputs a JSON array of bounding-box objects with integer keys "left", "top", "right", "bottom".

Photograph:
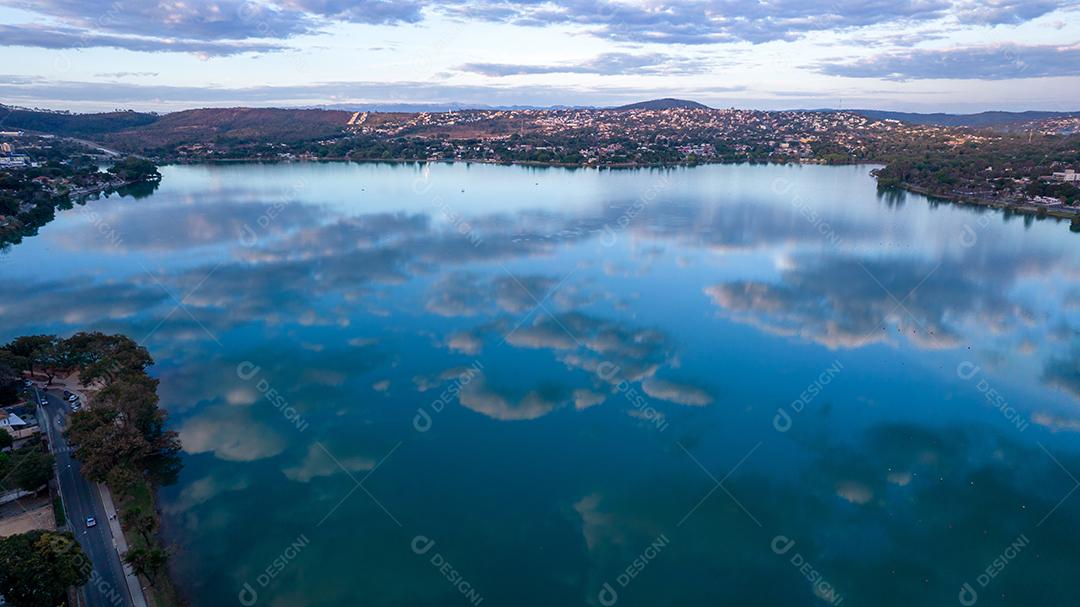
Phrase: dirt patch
[{"left": 0, "top": 494, "right": 55, "bottom": 537}]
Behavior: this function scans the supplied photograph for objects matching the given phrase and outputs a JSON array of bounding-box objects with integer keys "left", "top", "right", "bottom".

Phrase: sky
[{"left": 1, "top": 0, "right": 1078, "bottom": 113}]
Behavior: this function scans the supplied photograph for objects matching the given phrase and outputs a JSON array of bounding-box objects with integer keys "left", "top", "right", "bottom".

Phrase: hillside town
[
  {"left": 344, "top": 107, "right": 966, "bottom": 165},
  {"left": 1, "top": 104, "right": 1078, "bottom": 225}
]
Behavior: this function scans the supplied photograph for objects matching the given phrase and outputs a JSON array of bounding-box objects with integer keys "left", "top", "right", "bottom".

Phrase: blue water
[{"left": 2, "top": 161, "right": 1078, "bottom": 606}]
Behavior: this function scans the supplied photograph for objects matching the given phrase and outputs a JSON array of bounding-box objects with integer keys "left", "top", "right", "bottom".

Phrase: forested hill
[
  {"left": 846, "top": 109, "right": 1080, "bottom": 128},
  {"left": 0, "top": 106, "right": 159, "bottom": 137},
  {"left": 614, "top": 98, "right": 711, "bottom": 110},
  {"left": 0, "top": 106, "right": 351, "bottom": 154}
]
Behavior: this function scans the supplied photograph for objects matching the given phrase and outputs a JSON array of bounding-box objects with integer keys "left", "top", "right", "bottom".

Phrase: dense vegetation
[
  {"left": 0, "top": 333, "right": 182, "bottom": 593},
  {"left": 0, "top": 106, "right": 159, "bottom": 137},
  {"left": 108, "top": 156, "right": 160, "bottom": 181},
  {"left": 98, "top": 107, "right": 351, "bottom": 155},
  {"left": 0, "top": 530, "right": 91, "bottom": 607},
  {"left": 874, "top": 134, "right": 1080, "bottom": 205},
  {"left": 0, "top": 444, "right": 54, "bottom": 493}
]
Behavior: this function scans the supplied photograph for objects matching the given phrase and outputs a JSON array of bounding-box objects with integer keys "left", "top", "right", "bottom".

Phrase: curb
[{"left": 96, "top": 482, "right": 149, "bottom": 607}]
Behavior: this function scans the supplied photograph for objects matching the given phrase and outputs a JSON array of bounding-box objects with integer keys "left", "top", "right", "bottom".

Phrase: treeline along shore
[
  {"left": 0, "top": 332, "right": 184, "bottom": 606},
  {"left": 2, "top": 103, "right": 1078, "bottom": 230}
]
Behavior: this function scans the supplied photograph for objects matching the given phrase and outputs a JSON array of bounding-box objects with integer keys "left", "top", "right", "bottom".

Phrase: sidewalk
[{"left": 96, "top": 482, "right": 148, "bottom": 607}]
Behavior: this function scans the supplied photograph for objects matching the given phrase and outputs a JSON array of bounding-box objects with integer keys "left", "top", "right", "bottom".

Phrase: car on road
[
  {"left": 85, "top": 516, "right": 97, "bottom": 528},
  {"left": 40, "top": 397, "right": 48, "bottom": 405}
]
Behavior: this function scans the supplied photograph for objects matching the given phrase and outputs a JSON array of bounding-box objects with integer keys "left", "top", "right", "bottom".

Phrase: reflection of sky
[{"left": 2, "top": 162, "right": 1080, "bottom": 606}]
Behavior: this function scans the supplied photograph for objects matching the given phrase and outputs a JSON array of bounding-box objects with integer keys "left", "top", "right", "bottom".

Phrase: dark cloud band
[{"left": 820, "top": 43, "right": 1080, "bottom": 80}]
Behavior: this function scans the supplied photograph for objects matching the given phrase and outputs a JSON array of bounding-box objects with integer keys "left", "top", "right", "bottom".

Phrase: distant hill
[
  {"left": 313, "top": 103, "right": 595, "bottom": 112},
  {"left": 103, "top": 107, "right": 351, "bottom": 153},
  {"left": 0, "top": 106, "right": 352, "bottom": 153},
  {"left": 0, "top": 105, "right": 159, "bottom": 137},
  {"left": 844, "top": 109, "right": 1080, "bottom": 128},
  {"left": 614, "top": 98, "right": 711, "bottom": 111}
]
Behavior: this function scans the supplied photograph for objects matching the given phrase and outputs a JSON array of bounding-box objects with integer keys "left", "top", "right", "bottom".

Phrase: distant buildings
[
  {"left": 1051, "top": 169, "right": 1079, "bottom": 183},
  {"left": 0, "top": 154, "right": 30, "bottom": 168}
]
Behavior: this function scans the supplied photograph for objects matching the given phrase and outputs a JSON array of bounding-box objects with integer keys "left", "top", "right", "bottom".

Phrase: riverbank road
[{"left": 33, "top": 384, "right": 146, "bottom": 607}]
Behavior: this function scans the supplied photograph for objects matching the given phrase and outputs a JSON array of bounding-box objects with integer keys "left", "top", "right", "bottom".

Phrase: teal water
[{"left": 2, "top": 162, "right": 1079, "bottom": 606}]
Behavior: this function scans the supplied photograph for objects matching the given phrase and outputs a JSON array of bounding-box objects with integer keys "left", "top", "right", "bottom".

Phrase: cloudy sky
[{"left": 1, "top": 0, "right": 1078, "bottom": 112}]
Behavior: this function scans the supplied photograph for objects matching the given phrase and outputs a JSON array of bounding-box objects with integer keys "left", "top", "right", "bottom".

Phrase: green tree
[
  {"left": 6, "top": 445, "right": 54, "bottom": 492},
  {"left": 124, "top": 546, "right": 168, "bottom": 581},
  {"left": 107, "top": 157, "right": 160, "bottom": 182},
  {"left": 121, "top": 504, "right": 156, "bottom": 545},
  {"left": 3, "top": 335, "right": 56, "bottom": 376},
  {"left": 65, "top": 332, "right": 152, "bottom": 386},
  {"left": 66, "top": 408, "right": 152, "bottom": 483},
  {"left": 0, "top": 353, "right": 21, "bottom": 405},
  {"left": 0, "top": 530, "right": 91, "bottom": 607}
]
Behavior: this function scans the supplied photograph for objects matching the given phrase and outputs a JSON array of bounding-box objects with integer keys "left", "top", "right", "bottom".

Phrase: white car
[
  {"left": 67, "top": 394, "right": 79, "bottom": 402},
  {"left": 39, "top": 397, "right": 48, "bottom": 405},
  {"left": 85, "top": 516, "right": 96, "bottom": 528}
]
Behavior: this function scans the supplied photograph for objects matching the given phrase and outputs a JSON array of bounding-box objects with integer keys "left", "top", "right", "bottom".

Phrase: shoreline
[
  {"left": 155, "top": 156, "right": 1079, "bottom": 227},
  {"left": 161, "top": 155, "right": 846, "bottom": 169},
  {"left": 0, "top": 176, "right": 158, "bottom": 244},
  {"left": 896, "top": 182, "right": 1080, "bottom": 223}
]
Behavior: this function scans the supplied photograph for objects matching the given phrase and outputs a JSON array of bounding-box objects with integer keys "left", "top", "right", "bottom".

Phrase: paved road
[{"left": 34, "top": 385, "right": 133, "bottom": 607}]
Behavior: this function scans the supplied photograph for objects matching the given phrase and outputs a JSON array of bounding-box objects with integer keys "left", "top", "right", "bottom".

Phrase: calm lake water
[{"left": 2, "top": 162, "right": 1079, "bottom": 606}]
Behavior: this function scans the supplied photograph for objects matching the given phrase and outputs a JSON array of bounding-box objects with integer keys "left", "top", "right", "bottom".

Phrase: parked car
[
  {"left": 67, "top": 394, "right": 79, "bottom": 402},
  {"left": 39, "top": 397, "right": 48, "bottom": 405},
  {"left": 85, "top": 516, "right": 96, "bottom": 528}
]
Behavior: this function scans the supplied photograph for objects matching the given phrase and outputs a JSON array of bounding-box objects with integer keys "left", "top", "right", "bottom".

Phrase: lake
[{"left": 2, "top": 161, "right": 1079, "bottom": 606}]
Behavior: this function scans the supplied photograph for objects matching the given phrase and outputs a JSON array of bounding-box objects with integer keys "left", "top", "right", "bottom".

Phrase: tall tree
[
  {"left": 124, "top": 546, "right": 168, "bottom": 582},
  {"left": 0, "top": 353, "right": 21, "bottom": 405},
  {"left": 3, "top": 335, "right": 57, "bottom": 377},
  {"left": 66, "top": 408, "right": 152, "bottom": 483},
  {"left": 65, "top": 332, "right": 152, "bottom": 386}
]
